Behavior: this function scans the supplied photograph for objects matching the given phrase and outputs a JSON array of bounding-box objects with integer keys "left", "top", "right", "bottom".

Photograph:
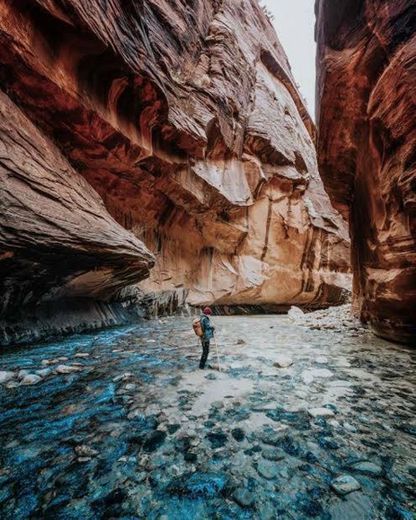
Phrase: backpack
[{"left": 192, "top": 317, "right": 203, "bottom": 337}]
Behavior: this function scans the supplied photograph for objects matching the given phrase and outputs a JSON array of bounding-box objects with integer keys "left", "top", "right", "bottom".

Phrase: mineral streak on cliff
[
  {"left": 0, "top": 0, "right": 350, "bottom": 343},
  {"left": 316, "top": 0, "right": 416, "bottom": 344}
]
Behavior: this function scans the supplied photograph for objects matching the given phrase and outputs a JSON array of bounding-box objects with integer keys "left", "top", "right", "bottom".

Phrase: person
[{"left": 199, "top": 306, "right": 215, "bottom": 369}]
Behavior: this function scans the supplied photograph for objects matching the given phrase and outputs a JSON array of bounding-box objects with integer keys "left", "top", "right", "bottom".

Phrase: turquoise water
[{"left": 0, "top": 316, "right": 415, "bottom": 519}]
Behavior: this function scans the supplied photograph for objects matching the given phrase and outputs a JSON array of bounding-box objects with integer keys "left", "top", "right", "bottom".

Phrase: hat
[{"left": 203, "top": 306, "right": 213, "bottom": 315}]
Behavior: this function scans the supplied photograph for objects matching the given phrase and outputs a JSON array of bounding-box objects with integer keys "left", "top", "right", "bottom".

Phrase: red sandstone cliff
[
  {"left": 0, "top": 0, "right": 350, "bottom": 342},
  {"left": 316, "top": 0, "right": 416, "bottom": 344}
]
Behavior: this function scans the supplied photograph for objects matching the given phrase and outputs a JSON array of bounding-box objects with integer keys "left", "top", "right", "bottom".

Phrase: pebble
[
  {"left": 55, "top": 365, "right": 82, "bottom": 374},
  {"left": 331, "top": 475, "right": 361, "bottom": 495},
  {"left": 75, "top": 445, "right": 99, "bottom": 457},
  {"left": 0, "top": 371, "right": 15, "bottom": 384},
  {"left": 308, "top": 407, "right": 335, "bottom": 418},
  {"left": 74, "top": 353, "right": 90, "bottom": 358},
  {"left": 273, "top": 355, "right": 293, "bottom": 368},
  {"left": 21, "top": 374, "right": 42, "bottom": 385}
]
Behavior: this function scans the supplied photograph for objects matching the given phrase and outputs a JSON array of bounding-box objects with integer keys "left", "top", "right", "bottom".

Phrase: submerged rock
[
  {"left": 232, "top": 487, "right": 255, "bottom": 508},
  {"left": 331, "top": 475, "right": 361, "bottom": 495},
  {"left": 256, "top": 460, "right": 278, "bottom": 480}
]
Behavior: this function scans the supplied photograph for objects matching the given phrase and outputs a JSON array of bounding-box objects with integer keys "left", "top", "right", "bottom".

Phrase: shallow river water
[{"left": 0, "top": 315, "right": 415, "bottom": 519}]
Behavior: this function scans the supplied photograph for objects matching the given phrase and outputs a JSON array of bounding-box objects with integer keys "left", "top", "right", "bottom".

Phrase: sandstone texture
[
  {"left": 0, "top": 0, "right": 350, "bottom": 343},
  {"left": 316, "top": 0, "right": 416, "bottom": 344}
]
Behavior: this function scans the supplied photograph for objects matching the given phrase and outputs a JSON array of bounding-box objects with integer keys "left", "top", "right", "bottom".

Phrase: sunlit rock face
[
  {"left": 316, "top": 0, "right": 416, "bottom": 344},
  {"left": 0, "top": 0, "right": 350, "bottom": 336}
]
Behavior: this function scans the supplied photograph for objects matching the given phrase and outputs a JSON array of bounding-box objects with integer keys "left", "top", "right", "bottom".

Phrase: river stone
[
  {"left": 232, "top": 487, "right": 255, "bottom": 508},
  {"left": 0, "top": 371, "right": 15, "bottom": 384},
  {"left": 75, "top": 445, "right": 99, "bottom": 457},
  {"left": 351, "top": 461, "right": 383, "bottom": 476},
  {"left": 308, "top": 407, "right": 335, "bottom": 418},
  {"left": 262, "top": 448, "right": 285, "bottom": 461},
  {"left": 21, "top": 374, "right": 42, "bottom": 385},
  {"left": 331, "top": 475, "right": 361, "bottom": 495},
  {"left": 36, "top": 368, "right": 52, "bottom": 378},
  {"left": 56, "top": 364, "right": 82, "bottom": 374},
  {"left": 273, "top": 355, "right": 293, "bottom": 368},
  {"left": 257, "top": 460, "right": 278, "bottom": 480}
]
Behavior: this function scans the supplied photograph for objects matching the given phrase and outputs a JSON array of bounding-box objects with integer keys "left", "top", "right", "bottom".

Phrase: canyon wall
[
  {"left": 0, "top": 0, "right": 350, "bottom": 344},
  {"left": 316, "top": 0, "right": 416, "bottom": 344}
]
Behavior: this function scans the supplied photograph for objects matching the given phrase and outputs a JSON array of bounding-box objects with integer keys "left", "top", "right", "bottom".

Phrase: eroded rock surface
[
  {"left": 0, "top": 89, "right": 154, "bottom": 344},
  {"left": 0, "top": 0, "right": 350, "bottom": 331},
  {"left": 316, "top": 0, "right": 416, "bottom": 344}
]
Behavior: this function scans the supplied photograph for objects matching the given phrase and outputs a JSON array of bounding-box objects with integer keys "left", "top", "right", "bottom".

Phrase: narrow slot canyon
[{"left": 0, "top": 1, "right": 415, "bottom": 518}]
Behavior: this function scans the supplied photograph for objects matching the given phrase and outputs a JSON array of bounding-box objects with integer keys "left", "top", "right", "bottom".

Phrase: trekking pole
[{"left": 213, "top": 335, "right": 222, "bottom": 372}]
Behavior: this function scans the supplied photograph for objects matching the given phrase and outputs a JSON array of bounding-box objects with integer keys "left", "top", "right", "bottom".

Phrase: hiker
[{"left": 193, "top": 307, "right": 215, "bottom": 369}]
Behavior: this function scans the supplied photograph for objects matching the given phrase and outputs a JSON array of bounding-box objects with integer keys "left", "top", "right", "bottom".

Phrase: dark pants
[{"left": 199, "top": 338, "right": 210, "bottom": 369}]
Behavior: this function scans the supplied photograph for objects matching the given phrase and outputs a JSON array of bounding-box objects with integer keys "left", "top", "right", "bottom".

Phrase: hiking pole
[{"left": 213, "top": 335, "right": 222, "bottom": 372}]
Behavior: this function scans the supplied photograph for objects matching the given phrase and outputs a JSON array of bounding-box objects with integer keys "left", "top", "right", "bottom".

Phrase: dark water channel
[{"left": 0, "top": 315, "right": 415, "bottom": 519}]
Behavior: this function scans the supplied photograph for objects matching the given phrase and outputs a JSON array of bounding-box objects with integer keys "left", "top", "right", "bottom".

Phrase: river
[{"left": 0, "top": 312, "right": 415, "bottom": 519}]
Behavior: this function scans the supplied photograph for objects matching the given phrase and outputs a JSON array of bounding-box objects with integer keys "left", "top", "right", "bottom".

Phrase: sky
[{"left": 263, "top": 0, "right": 316, "bottom": 119}]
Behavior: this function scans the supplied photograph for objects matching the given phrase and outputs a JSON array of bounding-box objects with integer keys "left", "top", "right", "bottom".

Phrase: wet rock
[
  {"left": 318, "top": 437, "right": 340, "bottom": 450},
  {"left": 262, "top": 448, "right": 285, "bottom": 461},
  {"left": 55, "top": 365, "right": 82, "bottom": 374},
  {"left": 74, "top": 353, "right": 90, "bottom": 358},
  {"left": 256, "top": 460, "right": 278, "bottom": 480},
  {"left": 0, "top": 371, "right": 15, "bottom": 384},
  {"left": 331, "top": 475, "right": 361, "bottom": 495},
  {"left": 351, "top": 461, "right": 383, "bottom": 476},
  {"left": 114, "top": 372, "right": 134, "bottom": 382},
  {"left": 21, "top": 374, "right": 42, "bottom": 385},
  {"left": 273, "top": 355, "right": 293, "bottom": 368},
  {"left": 36, "top": 368, "right": 52, "bottom": 378},
  {"left": 236, "top": 339, "right": 246, "bottom": 345},
  {"left": 308, "top": 407, "right": 335, "bottom": 418},
  {"left": 75, "top": 445, "right": 99, "bottom": 457},
  {"left": 232, "top": 487, "right": 255, "bottom": 508}
]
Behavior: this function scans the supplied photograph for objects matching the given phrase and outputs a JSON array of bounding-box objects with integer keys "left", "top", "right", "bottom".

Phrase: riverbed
[{"left": 0, "top": 312, "right": 415, "bottom": 519}]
